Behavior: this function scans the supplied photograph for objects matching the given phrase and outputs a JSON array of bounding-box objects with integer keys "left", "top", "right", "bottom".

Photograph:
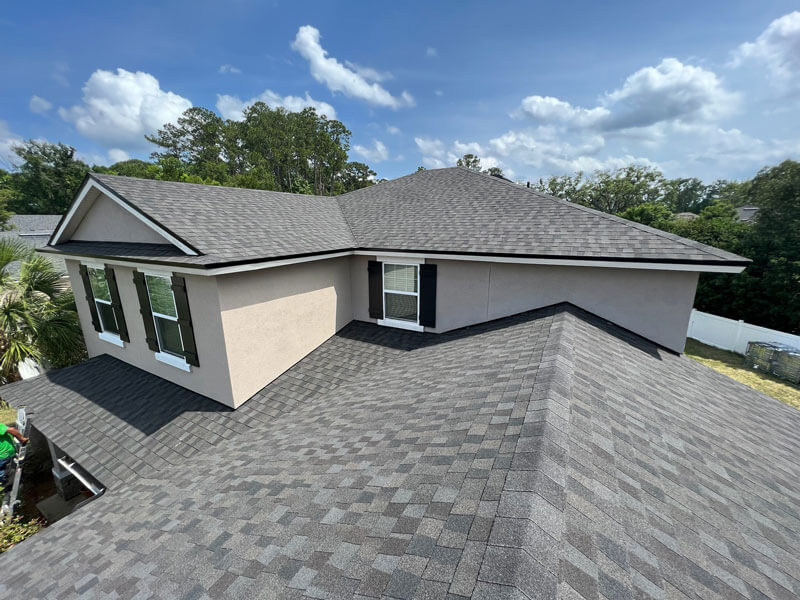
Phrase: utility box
[{"left": 745, "top": 341, "right": 800, "bottom": 384}]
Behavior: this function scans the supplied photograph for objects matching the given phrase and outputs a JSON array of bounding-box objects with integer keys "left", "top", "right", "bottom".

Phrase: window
[
  {"left": 87, "top": 267, "right": 119, "bottom": 336},
  {"left": 381, "top": 263, "right": 421, "bottom": 330},
  {"left": 144, "top": 274, "right": 185, "bottom": 360}
]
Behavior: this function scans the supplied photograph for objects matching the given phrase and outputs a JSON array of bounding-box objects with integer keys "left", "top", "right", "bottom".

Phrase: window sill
[
  {"left": 98, "top": 331, "right": 124, "bottom": 347},
  {"left": 378, "top": 318, "right": 424, "bottom": 332},
  {"left": 154, "top": 351, "right": 191, "bottom": 372}
]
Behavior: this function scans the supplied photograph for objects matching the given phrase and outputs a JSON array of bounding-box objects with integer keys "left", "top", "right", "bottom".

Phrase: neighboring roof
[
  {"left": 44, "top": 168, "right": 750, "bottom": 269},
  {"left": 674, "top": 211, "right": 699, "bottom": 220},
  {"left": 736, "top": 206, "right": 760, "bottom": 222},
  {"left": 3, "top": 305, "right": 799, "bottom": 599},
  {"left": 0, "top": 214, "right": 66, "bottom": 274},
  {"left": 8, "top": 214, "right": 62, "bottom": 235}
]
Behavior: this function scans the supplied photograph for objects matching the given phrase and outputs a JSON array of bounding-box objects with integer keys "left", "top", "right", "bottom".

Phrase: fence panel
[{"left": 687, "top": 309, "right": 800, "bottom": 354}]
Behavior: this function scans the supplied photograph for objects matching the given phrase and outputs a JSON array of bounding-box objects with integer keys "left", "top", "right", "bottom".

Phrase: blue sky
[{"left": 2, "top": 1, "right": 799, "bottom": 183}]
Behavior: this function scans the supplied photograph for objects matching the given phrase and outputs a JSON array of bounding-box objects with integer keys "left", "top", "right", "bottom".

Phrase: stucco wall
[
  {"left": 351, "top": 256, "right": 698, "bottom": 352},
  {"left": 71, "top": 194, "right": 169, "bottom": 244},
  {"left": 217, "top": 257, "right": 353, "bottom": 407},
  {"left": 66, "top": 259, "right": 236, "bottom": 406}
]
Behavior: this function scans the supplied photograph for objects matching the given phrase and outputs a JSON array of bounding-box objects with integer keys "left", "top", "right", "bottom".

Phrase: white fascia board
[
  {"left": 354, "top": 251, "right": 746, "bottom": 273},
  {"left": 45, "top": 248, "right": 745, "bottom": 277},
  {"left": 51, "top": 178, "right": 199, "bottom": 256}
]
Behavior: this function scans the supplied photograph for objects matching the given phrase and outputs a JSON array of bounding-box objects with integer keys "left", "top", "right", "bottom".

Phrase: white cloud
[
  {"left": 352, "top": 139, "right": 389, "bottom": 162},
  {"left": 58, "top": 68, "right": 192, "bottom": 151},
  {"left": 730, "top": 12, "right": 800, "bottom": 87},
  {"left": 517, "top": 96, "right": 609, "bottom": 128},
  {"left": 426, "top": 47, "right": 438, "bottom": 58},
  {"left": 29, "top": 95, "right": 53, "bottom": 114},
  {"left": 434, "top": 90, "right": 444, "bottom": 97},
  {"left": 387, "top": 125, "right": 401, "bottom": 135},
  {"left": 108, "top": 148, "right": 130, "bottom": 163},
  {"left": 218, "top": 64, "right": 242, "bottom": 75},
  {"left": 517, "top": 59, "right": 739, "bottom": 133},
  {"left": 291, "top": 25, "right": 415, "bottom": 109},
  {"left": 0, "top": 121, "right": 23, "bottom": 167},
  {"left": 602, "top": 58, "right": 740, "bottom": 129},
  {"left": 344, "top": 61, "right": 392, "bottom": 82},
  {"left": 216, "top": 89, "right": 337, "bottom": 120},
  {"left": 452, "top": 140, "right": 484, "bottom": 155},
  {"left": 414, "top": 137, "right": 455, "bottom": 168}
]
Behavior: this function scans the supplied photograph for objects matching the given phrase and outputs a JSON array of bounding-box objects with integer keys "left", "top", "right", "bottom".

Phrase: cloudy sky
[{"left": 2, "top": 1, "right": 799, "bottom": 182}]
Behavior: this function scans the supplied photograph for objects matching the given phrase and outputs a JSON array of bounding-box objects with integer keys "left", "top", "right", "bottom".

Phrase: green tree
[
  {"left": 456, "top": 154, "right": 481, "bottom": 171},
  {"left": 337, "top": 162, "right": 376, "bottom": 192},
  {"left": 617, "top": 202, "right": 675, "bottom": 228},
  {"left": 6, "top": 141, "right": 89, "bottom": 214},
  {"left": 0, "top": 240, "right": 86, "bottom": 381},
  {"left": 484, "top": 166, "right": 504, "bottom": 178}
]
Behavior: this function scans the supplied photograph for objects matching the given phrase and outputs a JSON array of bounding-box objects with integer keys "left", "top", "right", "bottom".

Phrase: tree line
[{"left": 0, "top": 103, "right": 378, "bottom": 217}]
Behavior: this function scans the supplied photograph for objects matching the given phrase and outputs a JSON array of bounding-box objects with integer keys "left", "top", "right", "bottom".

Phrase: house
[
  {"left": 3, "top": 168, "right": 797, "bottom": 600},
  {"left": 736, "top": 205, "right": 759, "bottom": 223},
  {"left": 0, "top": 214, "right": 65, "bottom": 275}
]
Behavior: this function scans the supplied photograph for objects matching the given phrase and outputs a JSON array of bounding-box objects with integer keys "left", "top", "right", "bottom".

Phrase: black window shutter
[
  {"left": 170, "top": 275, "right": 200, "bottom": 367},
  {"left": 132, "top": 271, "right": 160, "bottom": 352},
  {"left": 78, "top": 264, "right": 102, "bottom": 332},
  {"left": 104, "top": 265, "right": 129, "bottom": 342},
  {"left": 419, "top": 263, "right": 437, "bottom": 328},
  {"left": 367, "top": 260, "right": 383, "bottom": 320}
]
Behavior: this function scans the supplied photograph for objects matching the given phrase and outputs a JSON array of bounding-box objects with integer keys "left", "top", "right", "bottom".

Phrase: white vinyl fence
[{"left": 686, "top": 309, "right": 800, "bottom": 355}]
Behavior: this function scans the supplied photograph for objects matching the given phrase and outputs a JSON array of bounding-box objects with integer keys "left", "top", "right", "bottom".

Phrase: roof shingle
[{"left": 2, "top": 305, "right": 798, "bottom": 599}]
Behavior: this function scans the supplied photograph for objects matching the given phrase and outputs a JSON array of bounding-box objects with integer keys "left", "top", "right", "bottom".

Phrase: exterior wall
[
  {"left": 66, "top": 259, "right": 236, "bottom": 406},
  {"left": 217, "top": 257, "right": 353, "bottom": 407},
  {"left": 71, "top": 194, "right": 169, "bottom": 244},
  {"left": 351, "top": 256, "right": 698, "bottom": 352}
]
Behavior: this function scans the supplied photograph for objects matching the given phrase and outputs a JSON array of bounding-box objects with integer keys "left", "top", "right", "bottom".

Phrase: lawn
[
  {"left": 0, "top": 405, "right": 16, "bottom": 426},
  {"left": 684, "top": 338, "right": 800, "bottom": 410}
]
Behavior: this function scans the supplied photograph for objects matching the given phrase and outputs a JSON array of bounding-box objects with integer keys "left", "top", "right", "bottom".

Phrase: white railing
[{"left": 687, "top": 309, "right": 800, "bottom": 355}]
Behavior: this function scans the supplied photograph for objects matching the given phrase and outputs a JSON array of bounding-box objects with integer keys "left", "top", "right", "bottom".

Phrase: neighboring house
[
  {"left": 4, "top": 168, "right": 798, "bottom": 600},
  {"left": 0, "top": 214, "right": 65, "bottom": 275},
  {"left": 673, "top": 211, "right": 699, "bottom": 221},
  {"left": 736, "top": 205, "right": 759, "bottom": 222}
]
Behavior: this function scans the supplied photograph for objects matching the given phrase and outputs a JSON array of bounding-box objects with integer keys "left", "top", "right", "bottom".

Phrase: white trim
[
  {"left": 98, "top": 331, "right": 124, "bottom": 347},
  {"left": 376, "top": 254, "right": 425, "bottom": 264},
  {"left": 154, "top": 351, "right": 191, "bottom": 372},
  {"left": 378, "top": 318, "right": 424, "bottom": 332},
  {"left": 51, "top": 178, "right": 199, "bottom": 255},
  {"left": 46, "top": 248, "right": 747, "bottom": 277}
]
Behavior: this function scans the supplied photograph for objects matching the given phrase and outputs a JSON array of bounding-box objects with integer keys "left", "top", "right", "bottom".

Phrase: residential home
[
  {"left": 3, "top": 168, "right": 798, "bottom": 600},
  {"left": 0, "top": 214, "right": 65, "bottom": 275}
]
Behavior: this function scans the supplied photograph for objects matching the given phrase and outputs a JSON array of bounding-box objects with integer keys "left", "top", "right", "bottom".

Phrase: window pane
[
  {"left": 88, "top": 268, "right": 111, "bottom": 302},
  {"left": 96, "top": 301, "right": 119, "bottom": 335},
  {"left": 146, "top": 275, "right": 177, "bottom": 317},
  {"left": 155, "top": 316, "right": 183, "bottom": 356},
  {"left": 385, "top": 292, "right": 417, "bottom": 322},
  {"left": 384, "top": 264, "right": 417, "bottom": 292}
]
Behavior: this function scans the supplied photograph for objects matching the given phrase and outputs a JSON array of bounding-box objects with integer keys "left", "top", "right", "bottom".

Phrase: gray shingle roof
[
  {"left": 2, "top": 305, "right": 798, "bottom": 599},
  {"left": 45, "top": 169, "right": 749, "bottom": 268},
  {"left": 1, "top": 214, "right": 65, "bottom": 275},
  {"left": 87, "top": 173, "right": 357, "bottom": 263}
]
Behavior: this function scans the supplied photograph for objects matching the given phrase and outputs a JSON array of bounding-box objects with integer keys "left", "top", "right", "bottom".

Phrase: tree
[
  {"left": 617, "top": 202, "right": 675, "bottom": 228},
  {"left": 337, "top": 162, "right": 376, "bottom": 192},
  {"left": 0, "top": 240, "right": 86, "bottom": 381},
  {"left": 484, "top": 166, "right": 504, "bottom": 178},
  {"left": 456, "top": 153, "right": 481, "bottom": 171},
  {"left": 5, "top": 141, "right": 89, "bottom": 214}
]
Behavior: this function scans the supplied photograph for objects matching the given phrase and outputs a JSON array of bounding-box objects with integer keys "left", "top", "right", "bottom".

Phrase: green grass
[
  {"left": 0, "top": 405, "right": 16, "bottom": 426},
  {"left": 685, "top": 338, "right": 800, "bottom": 410}
]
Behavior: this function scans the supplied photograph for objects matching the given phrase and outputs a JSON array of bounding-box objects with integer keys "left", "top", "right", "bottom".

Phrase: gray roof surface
[
  {"left": 1, "top": 214, "right": 66, "bottom": 274},
  {"left": 2, "top": 305, "right": 799, "bottom": 599},
  {"left": 47, "top": 169, "right": 749, "bottom": 268},
  {"left": 88, "top": 173, "right": 357, "bottom": 263}
]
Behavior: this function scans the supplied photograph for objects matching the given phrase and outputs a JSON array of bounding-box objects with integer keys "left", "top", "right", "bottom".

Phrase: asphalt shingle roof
[
  {"left": 2, "top": 305, "right": 798, "bottom": 599},
  {"left": 44, "top": 168, "right": 749, "bottom": 268}
]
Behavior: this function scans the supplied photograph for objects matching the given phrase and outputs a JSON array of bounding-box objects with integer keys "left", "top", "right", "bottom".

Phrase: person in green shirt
[{"left": 0, "top": 423, "right": 28, "bottom": 487}]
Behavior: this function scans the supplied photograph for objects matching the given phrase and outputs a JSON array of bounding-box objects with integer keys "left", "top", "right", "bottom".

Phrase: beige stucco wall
[
  {"left": 217, "top": 257, "right": 353, "bottom": 407},
  {"left": 71, "top": 193, "right": 169, "bottom": 244},
  {"left": 351, "top": 256, "right": 698, "bottom": 352},
  {"left": 66, "top": 259, "right": 236, "bottom": 406}
]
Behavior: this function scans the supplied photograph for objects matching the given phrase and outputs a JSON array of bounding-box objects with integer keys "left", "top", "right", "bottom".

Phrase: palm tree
[{"left": 0, "top": 240, "right": 86, "bottom": 382}]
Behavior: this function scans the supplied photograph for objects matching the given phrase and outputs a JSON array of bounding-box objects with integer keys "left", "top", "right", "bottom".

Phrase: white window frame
[
  {"left": 141, "top": 270, "right": 190, "bottom": 372},
  {"left": 82, "top": 261, "right": 123, "bottom": 347},
  {"left": 378, "top": 260, "right": 424, "bottom": 332}
]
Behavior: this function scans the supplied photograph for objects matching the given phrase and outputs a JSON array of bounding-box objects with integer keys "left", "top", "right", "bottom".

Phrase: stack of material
[{"left": 745, "top": 341, "right": 800, "bottom": 384}]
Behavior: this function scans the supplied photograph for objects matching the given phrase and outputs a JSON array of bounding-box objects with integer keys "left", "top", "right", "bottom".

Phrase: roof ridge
[{"left": 458, "top": 168, "right": 739, "bottom": 262}]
